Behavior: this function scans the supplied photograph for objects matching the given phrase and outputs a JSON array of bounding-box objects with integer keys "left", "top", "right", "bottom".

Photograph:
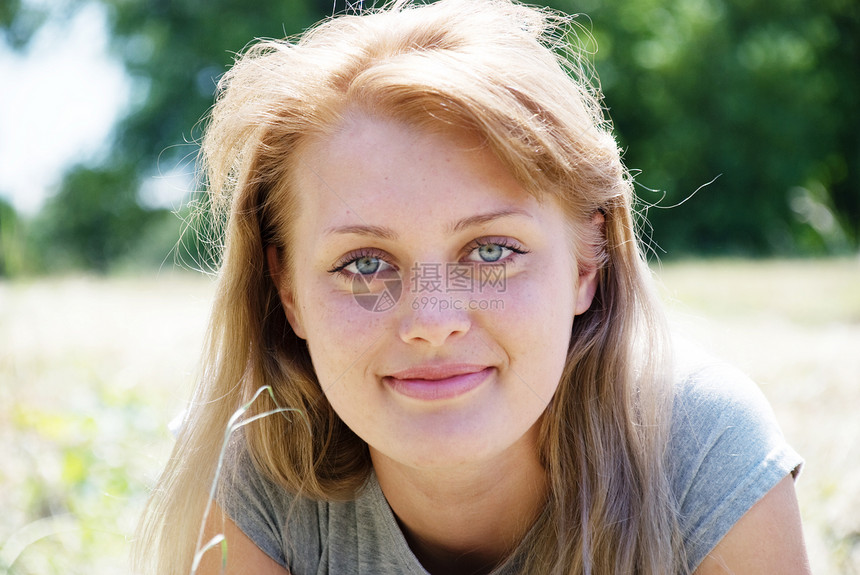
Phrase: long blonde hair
[{"left": 133, "top": 1, "right": 684, "bottom": 573}]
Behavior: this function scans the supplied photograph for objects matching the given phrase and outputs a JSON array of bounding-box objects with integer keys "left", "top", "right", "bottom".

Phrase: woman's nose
[{"left": 398, "top": 294, "right": 472, "bottom": 347}]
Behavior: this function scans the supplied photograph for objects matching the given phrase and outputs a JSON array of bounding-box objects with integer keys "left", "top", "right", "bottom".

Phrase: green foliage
[
  {"left": 29, "top": 164, "right": 172, "bottom": 273},
  {"left": 2, "top": 0, "right": 858, "bottom": 276},
  {"left": 3, "top": 0, "right": 330, "bottom": 276},
  {"left": 0, "top": 0, "right": 47, "bottom": 50},
  {"left": 103, "top": 0, "right": 327, "bottom": 170},
  {"left": 0, "top": 197, "right": 28, "bottom": 277},
  {"left": 550, "top": 0, "right": 859, "bottom": 255}
]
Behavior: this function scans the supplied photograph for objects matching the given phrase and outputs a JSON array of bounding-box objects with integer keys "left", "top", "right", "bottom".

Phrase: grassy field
[{"left": 1, "top": 258, "right": 858, "bottom": 573}]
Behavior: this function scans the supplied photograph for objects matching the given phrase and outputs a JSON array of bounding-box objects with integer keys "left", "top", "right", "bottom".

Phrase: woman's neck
[{"left": 370, "top": 426, "right": 547, "bottom": 575}]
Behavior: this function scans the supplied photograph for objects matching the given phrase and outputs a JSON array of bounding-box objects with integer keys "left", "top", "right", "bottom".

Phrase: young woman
[{"left": 132, "top": 1, "right": 809, "bottom": 573}]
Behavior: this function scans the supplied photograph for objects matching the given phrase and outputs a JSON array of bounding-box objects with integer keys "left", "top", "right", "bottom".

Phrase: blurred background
[{"left": 0, "top": 0, "right": 857, "bottom": 573}]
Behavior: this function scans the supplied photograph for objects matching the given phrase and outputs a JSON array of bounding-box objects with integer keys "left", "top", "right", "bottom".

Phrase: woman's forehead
[{"left": 289, "top": 114, "right": 546, "bottom": 229}]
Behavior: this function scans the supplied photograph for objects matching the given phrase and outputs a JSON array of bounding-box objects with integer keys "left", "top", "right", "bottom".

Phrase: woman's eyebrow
[
  {"left": 449, "top": 208, "right": 533, "bottom": 233},
  {"left": 323, "top": 209, "right": 533, "bottom": 239},
  {"left": 323, "top": 223, "right": 398, "bottom": 240}
]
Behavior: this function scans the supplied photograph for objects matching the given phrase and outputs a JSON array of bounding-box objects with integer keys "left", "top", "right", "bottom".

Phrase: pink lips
[{"left": 384, "top": 364, "right": 493, "bottom": 400}]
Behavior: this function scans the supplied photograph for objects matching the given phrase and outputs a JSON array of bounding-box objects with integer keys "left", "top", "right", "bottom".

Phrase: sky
[{"left": 0, "top": 2, "right": 130, "bottom": 215}]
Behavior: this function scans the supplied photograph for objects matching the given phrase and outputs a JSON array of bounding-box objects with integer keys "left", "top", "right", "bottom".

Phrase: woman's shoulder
[
  {"left": 218, "top": 438, "right": 425, "bottom": 574},
  {"left": 671, "top": 346, "right": 782, "bottom": 431},
  {"left": 216, "top": 436, "right": 319, "bottom": 569},
  {"left": 668, "top": 340, "right": 802, "bottom": 489},
  {"left": 668, "top": 341, "right": 803, "bottom": 572}
]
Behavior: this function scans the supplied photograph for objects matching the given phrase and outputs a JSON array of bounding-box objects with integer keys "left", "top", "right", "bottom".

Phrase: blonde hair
[{"left": 133, "top": 0, "right": 684, "bottom": 573}]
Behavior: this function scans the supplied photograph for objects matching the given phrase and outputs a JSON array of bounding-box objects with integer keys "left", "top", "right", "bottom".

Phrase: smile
[{"left": 383, "top": 365, "right": 494, "bottom": 401}]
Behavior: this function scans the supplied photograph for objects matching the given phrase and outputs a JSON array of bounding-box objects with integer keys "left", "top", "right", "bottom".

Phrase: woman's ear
[
  {"left": 574, "top": 210, "right": 604, "bottom": 316},
  {"left": 575, "top": 266, "right": 599, "bottom": 316},
  {"left": 266, "top": 245, "right": 307, "bottom": 340}
]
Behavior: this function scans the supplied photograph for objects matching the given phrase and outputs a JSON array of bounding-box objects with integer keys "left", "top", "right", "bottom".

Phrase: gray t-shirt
[{"left": 218, "top": 361, "right": 802, "bottom": 574}]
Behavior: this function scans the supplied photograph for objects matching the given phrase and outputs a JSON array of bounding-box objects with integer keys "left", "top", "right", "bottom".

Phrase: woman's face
[{"left": 275, "top": 113, "right": 598, "bottom": 470}]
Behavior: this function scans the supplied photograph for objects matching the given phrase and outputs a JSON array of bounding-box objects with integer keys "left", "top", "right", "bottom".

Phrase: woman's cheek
[
  {"left": 486, "top": 271, "right": 548, "bottom": 322},
  {"left": 318, "top": 294, "right": 385, "bottom": 339},
  {"left": 497, "top": 274, "right": 573, "bottom": 396},
  {"left": 502, "top": 271, "right": 574, "bottom": 342},
  {"left": 302, "top": 285, "right": 381, "bottom": 362}
]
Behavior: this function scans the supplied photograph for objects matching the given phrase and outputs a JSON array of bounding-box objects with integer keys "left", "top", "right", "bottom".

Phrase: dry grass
[{"left": 0, "top": 258, "right": 857, "bottom": 573}]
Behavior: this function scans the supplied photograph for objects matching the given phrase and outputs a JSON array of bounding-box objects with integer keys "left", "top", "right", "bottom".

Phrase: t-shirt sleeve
[
  {"left": 671, "top": 361, "right": 803, "bottom": 573},
  {"left": 216, "top": 437, "right": 321, "bottom": 571}
]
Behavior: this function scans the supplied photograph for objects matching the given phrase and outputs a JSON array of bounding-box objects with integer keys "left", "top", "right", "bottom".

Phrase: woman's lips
[{"left": 384, "top": 364, "right": 493, "bottom": 400}]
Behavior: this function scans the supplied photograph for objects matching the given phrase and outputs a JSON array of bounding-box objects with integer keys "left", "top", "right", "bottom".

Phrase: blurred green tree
[
  {"left": 29, "top": 164, "right": 169, "bottom": 272},
  {"left": 2, "top": 0, "right": 330, "bottom": 273},
  {"left": 550, "top": 0, "right": 858, "bottom": 255},
  {"left": 1, "top": 0, "right": 858, "bottom": 273},
  {"left": 0, "top": 195, "right": 28, "bottom": 276},
  {"left": 0, "top": 0, "right": 47, "bottom": 50}
]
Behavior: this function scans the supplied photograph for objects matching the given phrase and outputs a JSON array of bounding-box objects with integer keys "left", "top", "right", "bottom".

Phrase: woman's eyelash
[
  {"left": 327, "top": 248, "right": 391, "bottom": 275},
  {"left": 328, "top": 238, "right": 529, "bottom": 278},
  {"left": 467, "top": 238, "right": 529, "bottom": 255}
]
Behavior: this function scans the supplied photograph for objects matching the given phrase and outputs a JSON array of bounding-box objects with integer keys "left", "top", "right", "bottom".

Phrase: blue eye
[
  {"left": 329, "top": 250, "right": 393, "bottom": 278},
  {"left": 476, "top": 244, "right": 504, "bottom": 262},
  {"left": 352, "top": 256, "right": 382, "bottom": 275},
  {"left": 466, "top": 239, "right": 528, "bottom": 263}
]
